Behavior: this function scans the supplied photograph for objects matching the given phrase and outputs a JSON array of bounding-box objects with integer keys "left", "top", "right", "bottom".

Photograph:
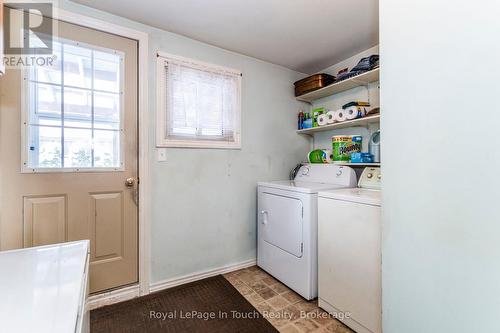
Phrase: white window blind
[{"left": 157, "top": 54, "right": 241, "bottom": 148}]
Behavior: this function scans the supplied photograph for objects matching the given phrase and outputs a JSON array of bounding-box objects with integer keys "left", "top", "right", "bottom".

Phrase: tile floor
[{"left": 223, "top": 266, "right": 354, "bottom": 333}]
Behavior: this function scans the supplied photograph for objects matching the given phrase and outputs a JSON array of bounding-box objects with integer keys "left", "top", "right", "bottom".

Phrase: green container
[
  {"left": 332, "top": 135, "right": 362, "bottom": 161},
  {"left": 307, "top": 149, "right": 332, "bottom": 164}
]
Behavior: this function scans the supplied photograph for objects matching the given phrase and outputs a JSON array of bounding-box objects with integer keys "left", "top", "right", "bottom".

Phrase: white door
[
  {"left": 260, "top": 192, "right": 303, "bottom": 257},
  {"left": 318, "top": 198, "right": 382, "bottom": 333},
  {"left": 0, "top": 11, "right": 138, "bottom": 293}
]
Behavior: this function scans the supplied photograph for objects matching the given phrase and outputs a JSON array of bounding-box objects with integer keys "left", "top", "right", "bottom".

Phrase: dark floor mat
[{"left": 91, "top": 275, "right": 278, "bottom": 333}]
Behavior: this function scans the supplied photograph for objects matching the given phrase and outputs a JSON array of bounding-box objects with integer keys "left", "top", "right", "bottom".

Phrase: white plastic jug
[{"left": 369, "top": 130, "right": 381, "bottom": 163}]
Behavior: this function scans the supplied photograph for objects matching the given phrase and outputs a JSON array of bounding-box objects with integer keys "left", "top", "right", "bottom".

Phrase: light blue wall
[
  {"left": 60, "top": 1, "right": 310, "bottom": 283},
  {"left": 381, "top": 0, "right": 500, "bottom": 332}
]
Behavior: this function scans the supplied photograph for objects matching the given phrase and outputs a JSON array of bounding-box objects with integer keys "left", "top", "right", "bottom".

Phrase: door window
[{"left": 22, "top": 39, "right": 124, "bottom": 172}]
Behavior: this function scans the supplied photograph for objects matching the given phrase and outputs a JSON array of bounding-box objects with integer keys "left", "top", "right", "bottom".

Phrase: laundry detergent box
[
  {"left": 332, "top": 135, "right": 362, "bottom": 162},
  {"left": 350, "top": 152, "right": 373, "bottom": 163}
]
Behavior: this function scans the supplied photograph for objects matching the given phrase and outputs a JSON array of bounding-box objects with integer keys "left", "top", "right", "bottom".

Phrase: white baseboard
[
  {"left": 88, "top": 258, "right": 256, "bottom": 310},
  {"left": 87, "top": 284, "right": 140, "bottom": 310},
  {"left": 149, "top": 258, "right": 256, "bottom": 293}
]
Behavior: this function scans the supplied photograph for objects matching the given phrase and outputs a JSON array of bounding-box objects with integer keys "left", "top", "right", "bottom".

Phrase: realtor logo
[{"left": 3, "top": 1, "right": 56, "bottom": 67}]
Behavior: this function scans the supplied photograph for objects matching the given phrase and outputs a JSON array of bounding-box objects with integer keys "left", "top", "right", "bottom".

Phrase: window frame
[
  {"left": 156, "top": 52, "right": 242, "bottom": 149},
  {"left": 21, "top": 37, "right": 126, "bottom": 173}
]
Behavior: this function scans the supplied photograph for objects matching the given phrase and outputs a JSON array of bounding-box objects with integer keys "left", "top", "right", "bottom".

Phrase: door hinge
[
  {"left": 301, "top": 243, "right": 303, "bottom": 253},
  {"left": 301, "top": 207, "right": 304, "bottom": 217}
]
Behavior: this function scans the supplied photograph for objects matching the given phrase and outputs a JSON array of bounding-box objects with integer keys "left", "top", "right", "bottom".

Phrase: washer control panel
[{"left": 358, "top": 167, "right": 381, "bottom": 190}]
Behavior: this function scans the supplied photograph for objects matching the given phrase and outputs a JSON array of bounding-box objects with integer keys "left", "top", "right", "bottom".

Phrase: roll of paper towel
[
  {"left": 334, "top": 109, "right": 347, "bottom": 122},
  {"left": 326, "top": 110, "right": 336, "bottom": 124},
  {"left": 317, "top": 113, "right": 328, "bottom": 126},
  {"left": 344, "top": 106, "right": 365, "bottom": 120}
]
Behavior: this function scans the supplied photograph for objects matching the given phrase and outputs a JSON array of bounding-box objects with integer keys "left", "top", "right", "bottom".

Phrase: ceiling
[{"left": 70, "top": 0, "right": 379, "bottom": 74}]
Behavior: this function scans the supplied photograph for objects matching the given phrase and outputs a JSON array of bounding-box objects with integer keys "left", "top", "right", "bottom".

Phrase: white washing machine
[
  {"left": 318, "top": 167, "right": 382, "bottom": 333},
  {"left": 257, "top": 164, "right": 357, "bottom": 300}
]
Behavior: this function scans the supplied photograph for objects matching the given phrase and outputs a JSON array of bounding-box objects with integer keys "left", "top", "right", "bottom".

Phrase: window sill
[
  {"left": 21, "top": 167, "right": 125, "bottom": 174},
  {"left": 156, "top": 139, "right": 241, "bottom": 150}
]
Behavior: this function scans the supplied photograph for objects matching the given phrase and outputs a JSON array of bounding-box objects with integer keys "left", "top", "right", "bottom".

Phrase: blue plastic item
[
  {"left": 351, "top": 152, "right": 374, "bottom": 163},
  {"left": 302, "top": 118, "right": 313, "bottom": 129}
]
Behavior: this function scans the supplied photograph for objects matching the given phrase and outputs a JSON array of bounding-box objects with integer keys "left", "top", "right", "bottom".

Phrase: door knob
[{"left": 125, "top": 177, "right": 136, "bottom": 188}]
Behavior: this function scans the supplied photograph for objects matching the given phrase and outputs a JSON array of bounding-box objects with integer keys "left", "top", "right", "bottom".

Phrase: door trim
[
  {"left": 87, "top": 284, "right": 140, "bottom": 310},
  {"left": 52, "top": 8, "right": 151, "bottom": 296}
]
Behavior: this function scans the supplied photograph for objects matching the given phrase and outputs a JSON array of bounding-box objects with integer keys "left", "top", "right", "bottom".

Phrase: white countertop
[{"left": 0, "top": 241, "right": 89, "bottom": 333}]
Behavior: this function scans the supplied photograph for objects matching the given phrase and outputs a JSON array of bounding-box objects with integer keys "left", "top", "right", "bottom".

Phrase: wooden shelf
[
  {"left": 297, "top": 114, "right": 380, "bottom": 135},
  {"left": 296, "top": 68, "right": 380, "bottom": 103}
]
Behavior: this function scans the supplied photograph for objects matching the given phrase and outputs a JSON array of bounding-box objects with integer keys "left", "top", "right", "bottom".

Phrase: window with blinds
[{"left": 157, "top": 53, "right": 241, "bottom": 148}]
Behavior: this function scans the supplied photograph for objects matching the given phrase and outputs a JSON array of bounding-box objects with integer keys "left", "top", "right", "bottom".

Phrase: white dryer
[
  {"left": 318, "top": 167, "right": 382, "bottom": 333},
  {"left": 257, "top": 164, "right": 357, "bottom": 300}
]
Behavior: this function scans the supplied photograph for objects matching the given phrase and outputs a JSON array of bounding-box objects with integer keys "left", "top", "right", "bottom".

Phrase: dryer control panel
[
  {"left": 358, "top": 167, "right": 381, "bottom": 190},
  {"left": 295, "top": 164, "right": 357, "bottom": 187}
]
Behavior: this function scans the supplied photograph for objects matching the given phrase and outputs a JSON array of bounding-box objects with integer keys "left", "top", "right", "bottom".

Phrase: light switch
[{"left": 157, "top": 148, "right": 167, "bottom": 162}]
